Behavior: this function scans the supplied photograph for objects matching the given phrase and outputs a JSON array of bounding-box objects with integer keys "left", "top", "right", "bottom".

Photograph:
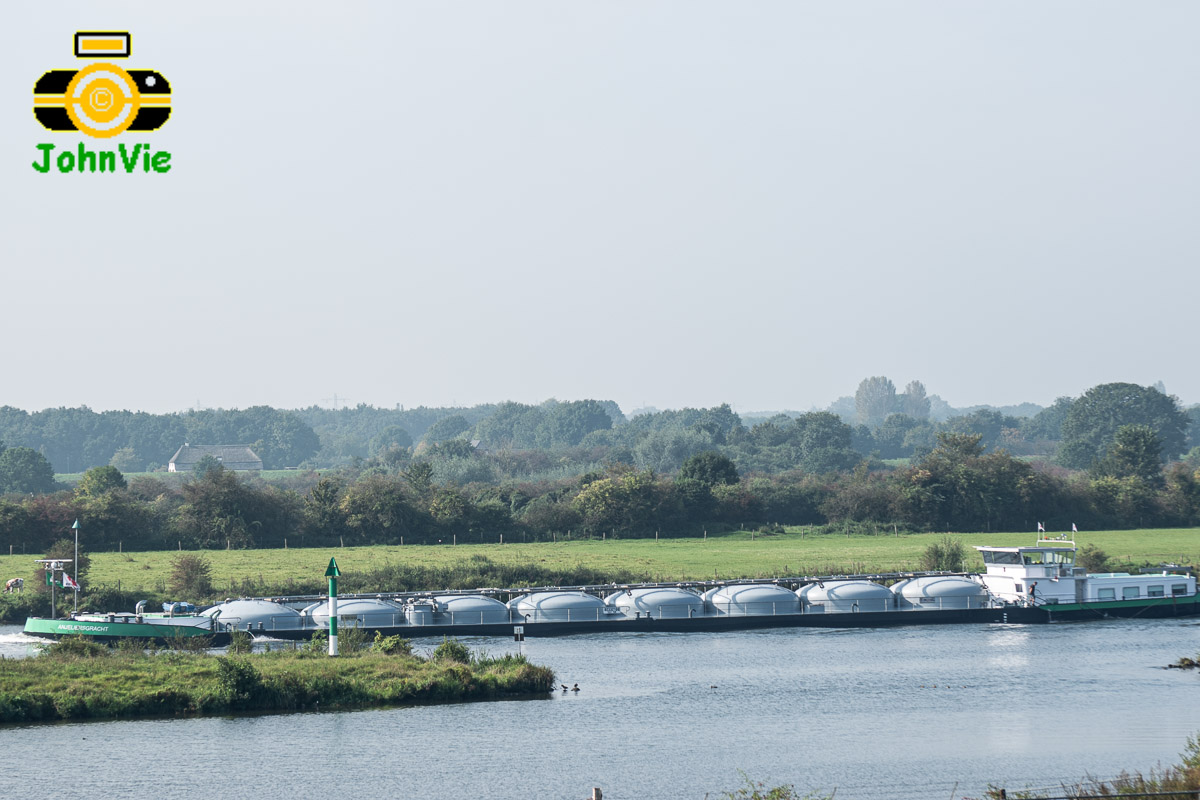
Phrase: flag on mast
[
  {"left": 1037, "top": 522, "right": 1045, "bottom": 533},
  {"left": 1072, "top": 523, "right": 1078, "bottom": 533},
  {"left": 63, "top": 572, "right": 80, "bottom": 590}
]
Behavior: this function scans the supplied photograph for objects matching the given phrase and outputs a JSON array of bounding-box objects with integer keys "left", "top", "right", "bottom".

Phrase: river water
[{"left": 1, "top": 618, "right": 1198, "bottom": 800}]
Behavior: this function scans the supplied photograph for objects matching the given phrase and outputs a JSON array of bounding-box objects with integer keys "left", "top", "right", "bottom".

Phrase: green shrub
[
  {"left": 227, "top": 629, "right": 253, "bottom": 654},
  {"left": 720, "top": 773, "right": 826, "bottom": 799},
  {"left": 919, "top": 535, "right": 966, "bottom": 572},
  {"left": 1077, "top": 542, "right": 1111, "bottom": 572},
  {"left": 164, "top": 632, "right": 211, "bottom": 652},
  {"left": 372, "top": 631, "right": 413, "bottom": 656},
  {"left": 338, "top": 624, "right": 369, "bottom": 655},
  {"left": 304, "top": 629, "right": 328, "bottom": 653},
  {"left": 41, "top": 636, "right": 110, "bottom": 660},
  {"left": 116, "top": 637, "right": 152, "bottom": 655},
  {"left": 433, "top": 637, "right": 471, "bottom": 664},
  {"left": 216, "top": 657, "right": 263, "bottom": 707},
  {"left": 169, "top": 553, "right": 213, "bottom": 599}
]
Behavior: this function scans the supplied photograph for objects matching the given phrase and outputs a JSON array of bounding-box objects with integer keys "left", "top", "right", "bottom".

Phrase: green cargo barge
[{"left": 23, "top": 611, "right": 231, "bottom": 646}]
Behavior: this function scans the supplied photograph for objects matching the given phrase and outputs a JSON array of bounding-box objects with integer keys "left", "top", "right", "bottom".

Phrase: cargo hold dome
[
  {"left": 798, "top": 580, "right": 893, "bottom": 613},
  {"left": 891, "top": 576, "right": 989, "bottom": 609},
  {"left": 704, "top": 584, "right": 800, "bottom": 616},
  {"left": 605, "top": 587, "right": 704, "bottom": 618},
  {"left": 305, "top": 598, "right": 404, "bottom": 627},
  {"left": 434, "top": 595, "right": 511, "bottom": 624},
  {"left": 508, "top": 591, "right": 606, "bottom": 622},
  {"left": 202, "top": 599, "right": 302, "bottom": 631}
]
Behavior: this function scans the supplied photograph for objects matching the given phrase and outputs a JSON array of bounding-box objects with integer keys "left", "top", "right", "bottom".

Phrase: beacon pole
[
  {"left": 71, "top": 519, "right": 81, "bottom": 614},
  {"left": 326, "top": 557, "right": 340, "bottom": 656}
]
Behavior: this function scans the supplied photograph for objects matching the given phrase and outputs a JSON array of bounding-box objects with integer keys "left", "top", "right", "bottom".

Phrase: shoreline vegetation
[
  {"left": 971, "top": 735, "right": 1200, "bottom": 799},
  {"left": 0, "top": 633, "right": 555, "bottom": 724},
  {"left": 2, "top": 526, "right": 1196, "bottom": 625}
]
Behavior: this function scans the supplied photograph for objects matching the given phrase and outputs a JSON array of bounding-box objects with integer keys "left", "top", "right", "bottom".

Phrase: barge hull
[
  {"left": 23, "top": 617, "right": 231, "bottom": 646},
  {"left": 248, "top": 595, "right": 1200, "bottom": 641}
]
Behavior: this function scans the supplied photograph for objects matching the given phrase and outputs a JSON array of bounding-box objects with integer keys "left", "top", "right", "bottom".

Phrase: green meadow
[{"left": 2, "top": 527, "right": 1197, "bottom": 596}]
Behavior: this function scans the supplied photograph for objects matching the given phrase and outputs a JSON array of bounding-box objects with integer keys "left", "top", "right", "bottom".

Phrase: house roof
[{"left": 169, "top": 444, "right": 262, "bottom": 465}]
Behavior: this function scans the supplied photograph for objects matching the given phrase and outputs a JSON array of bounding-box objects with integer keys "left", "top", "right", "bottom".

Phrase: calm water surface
[{"left": 2, "top": 619, "right": 1198, "bottom": 799}]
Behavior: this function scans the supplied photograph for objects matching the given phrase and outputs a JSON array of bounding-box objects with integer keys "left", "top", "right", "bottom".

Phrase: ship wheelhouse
[
  {"left": 976, "top": 536, "right": 1197, "bottom": 606},
  {"left": 975, "top": 538, "right": 1083, "bottom": 605}
]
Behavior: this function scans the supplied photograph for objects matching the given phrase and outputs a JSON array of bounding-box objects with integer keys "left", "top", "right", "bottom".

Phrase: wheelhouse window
[
  {"left": 985, "top": 551, "right": 1021, "bottom": 566},
  {"left": 1122, "top": 586, "right": 1140, "bottom": 600},
  {"left": 1173, "top": 584, "right": 1189, "bottom": 596},
  {"left": 1148, "top": 585, "right": 1165, "bottom": 598},
  {"left": 1097, "top": 588, "right": 1116, "bottom": 600}
]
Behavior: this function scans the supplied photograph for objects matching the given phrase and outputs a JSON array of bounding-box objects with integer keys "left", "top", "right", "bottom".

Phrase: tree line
[
  {"left": 1, "top": 380, "right": 1198, "bottom": 556},
  {"left": 2, "top": 429, "right": 1198, "bottom": 559},
  {"left": 1, "top": 382, "right": 1197, "bottom": 481}
]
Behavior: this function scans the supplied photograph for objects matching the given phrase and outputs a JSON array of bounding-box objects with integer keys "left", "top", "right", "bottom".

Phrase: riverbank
[
  {"left": 0, "top": 636, "right": 555, "bottom": 723},
  {"left": 5, "top": 527, "right": 1197, "bottom": 592},
  {"left": 3, "top": 527, "right": 1196, "bottom": 624}
]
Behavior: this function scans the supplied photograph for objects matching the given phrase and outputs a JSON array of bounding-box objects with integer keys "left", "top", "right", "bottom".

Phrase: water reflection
[{"left": 985, "top": 623, "right": 1032, "bottom": 667}]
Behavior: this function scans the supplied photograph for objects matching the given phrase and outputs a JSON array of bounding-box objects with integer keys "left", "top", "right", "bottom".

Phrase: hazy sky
[{"left": 4, "top": 2, "right": 1197, "bottom": 416}]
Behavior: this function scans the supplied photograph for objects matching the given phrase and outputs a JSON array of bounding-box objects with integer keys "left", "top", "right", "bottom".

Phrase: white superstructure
[{"left": 975, "top": 537, "right": 1195, "bottom": 606}]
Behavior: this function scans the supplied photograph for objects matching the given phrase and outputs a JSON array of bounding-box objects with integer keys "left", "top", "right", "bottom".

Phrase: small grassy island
[{"left": 0, "top": 632, "right": 555, "bottom": 724}]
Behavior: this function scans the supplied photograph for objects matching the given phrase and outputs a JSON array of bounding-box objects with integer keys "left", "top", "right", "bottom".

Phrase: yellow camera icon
[{"left": 33, "top": 32, "right": 171, "bottom": 139}]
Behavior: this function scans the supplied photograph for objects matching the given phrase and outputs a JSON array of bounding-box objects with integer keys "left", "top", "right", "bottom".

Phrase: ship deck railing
[{"left": 229, "top": 570, "right": 975, "bottom": 609}]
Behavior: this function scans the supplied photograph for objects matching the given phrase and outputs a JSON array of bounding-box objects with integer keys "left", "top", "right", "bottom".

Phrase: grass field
[{"left": 2, "top": 527, "right": 1197, "bottom": 595}]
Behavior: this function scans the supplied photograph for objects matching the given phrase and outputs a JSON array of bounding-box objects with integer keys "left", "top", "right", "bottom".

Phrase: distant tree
[
  {"left": 75, "top": 465, "right": 127, "bottom": 498},
  {"left": 854, "top": 376, "right": 897, "bottom": 428},
  {"left": 1059, "top": 383, "right": 1189, "bottom": 469},
  {"left": 1091, "top": 425, "right": 1164, "bottom": 485},
  {"left": 404, "top": 461, "right": 435, "bottom": 495},
  {"left": 168, "top": 553, "right": 213, "bottom": 598},
  {"left": 257, "top": 412, "right": 322, "bottom": 468},
  {"left": 825, "top": 396, "right": 857, "bottom": 423},
  {"left": 302, "top": 477, "right": 346, "bottom": 544},
  {"left": 593, "top": 400, "right": 627, "bottom": 426},
  {"left": 946, "top": 409, "right": 1020, "bottom": 451},
  {"left": 873, "top": 414, "right": 921, "bottom": 459},
  {"left": 474, "top": 402, "right": 543, "bottom": 449},
  {"left": 108, "top": 447, "right": 141, "bottom": 472},
  {"left": 634, "top": 428, "right": 713, "bottom": 473},
  {"left": 0, "top": 447, "right": 58, "bottom": 494},
  {"left": 899, "top": 433, "right": 1042, "bottom": 531},
  {"left": 368, "top": 425, "right": 413, "bottom": 456},
  {"left": 793, "top": 412, "right": 861, "bottom": 472},
  {"left": 572, "top": 470, "right": 657, "bottom": 534},
  {"left": 429, "top": 488, "right": 468, "bottom": 524},
  {"left": 1187, "top": 406, "right": 1200, "bottom": 449},
  {"left": 542, "top": 400, "right": 613, "bottom": 448},
  {"left": 192, "top": 454, "right": 223, "bottom": 478},
  {"left": 1024, "top": 396, "right": 1074, "bottom": 442},
  {"left": 899, "top": 381, "right": 931, "bottom": 421},
  {"left": 421, "top": 415, "right": 471, "bottom": 447},
  {"left": 678, "top": 451, "right": 740, "bottom": 486},
  {"left": 1186, "top": 447, "right": 1200, "bottom": 469}
]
